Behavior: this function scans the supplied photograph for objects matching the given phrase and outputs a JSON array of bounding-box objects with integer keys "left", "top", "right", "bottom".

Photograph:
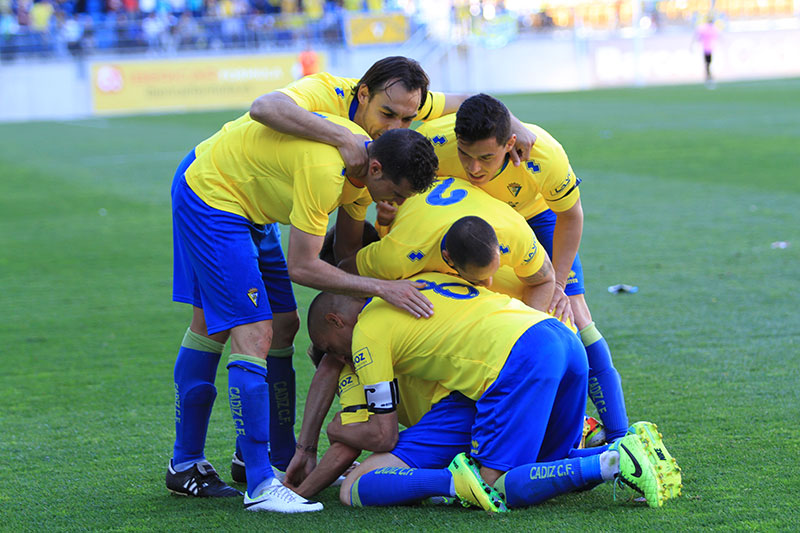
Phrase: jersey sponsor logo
[
  {"left": 552, "top": 172, "right": 573, "bottom": 195},
  {"left": 335, "top": 87, "right": 345, "bottom": 98},
  {"left": 529, "top": 463, "right": 574, "bottom": 480},
  {"left": 431, "top": 135, "right": 447, "bottom": 145},
  {"left": 338, "top": 374, "right": 360, "bottom": 395},
  {"left": 470, "top": 439, "right": 480, "bottom": 454},
  {"left": 523, "top": 241, "right": 539, "bottom": 264},
  {"left": 499, "top": 244, "right": 510, "bottom": 255},
  {"left": 567, "top": 270, "right": 578, "bottom": 284},
  {"left": 408, "top": 250, "right": 425, "bottom": 262},
  {"left": 526, "top": 161, "right": 541, "bottom": 173},
  {"left": 353, "top": 347, "right": 373, "bottom": 371},
  {"left": 247, "top": 288, "right": 259, "bottom": 306},
  {"left": 507, "top": 182, "right": 522, "bottom": 197}
]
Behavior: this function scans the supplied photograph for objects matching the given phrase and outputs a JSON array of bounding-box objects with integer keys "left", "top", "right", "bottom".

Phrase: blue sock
[
  {"left": 227, "top": 355, "right": 273, "bottom": 497},
  {"left": 172, "top": 328, "right": 223, "bottom": 468},
  {"left": 266, "top": 346, "right": 296, "bottom": 470},
  {"left": 495, "top": 456, "right": 604, "bottom": 508},
  {"left": 581, "top": 322, "right": 629, "bottom": 441},
  {"left": 350, "top": 467, "right": 453, "bottom": 507},
  {"left": 568, "top": 444, "right": 610, "bottom": 458}
]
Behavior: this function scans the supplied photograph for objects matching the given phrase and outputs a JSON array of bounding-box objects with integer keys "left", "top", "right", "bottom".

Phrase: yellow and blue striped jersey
[
  {"left": 277, "top": 72, "right": 447, "bottom": 123},
  {"left": 416, "top": 115, "right": 581, "bottom": 220},
  {"left": 350, "top": 272, "right": 551, "bottom": 403},
  {"left": 356, "top": 178, "right": 545, "bottom": 281},
  {"left": 185, "top": 113, "right": 372, "bottom": 236}
]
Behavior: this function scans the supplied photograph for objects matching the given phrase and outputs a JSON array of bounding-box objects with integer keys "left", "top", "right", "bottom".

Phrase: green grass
[{"left": 2, "top": 78, "right": 799, "bottom": 531}]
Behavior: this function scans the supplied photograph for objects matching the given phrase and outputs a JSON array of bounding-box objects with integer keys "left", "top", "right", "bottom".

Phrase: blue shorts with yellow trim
[
  {"left": 471, "top": 319, "right": 588, "bottom": 471},
  {"left": 527, "top": 209, "right": 585, "bottom": 296},
  {"left": 391, "top": 392, "right": 475, "bottom": 469},
  {"left": 171, "top": 149, "right": 296, "bottom": 335}
]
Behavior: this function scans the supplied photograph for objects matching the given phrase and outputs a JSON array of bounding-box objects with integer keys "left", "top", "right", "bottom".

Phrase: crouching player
[{"left": 306, "top": 271, "right": 681, "bottom": 511}]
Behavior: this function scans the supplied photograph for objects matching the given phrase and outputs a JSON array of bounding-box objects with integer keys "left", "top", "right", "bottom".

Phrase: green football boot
[
  {"left": 610, "top": 434, "right": 665, "bottom": 508},
  {"left": 627, "top": 421, "right": 682, "bottom": 499},
  {"left": 447, "top": 453, "right": 508, "bottom": 513}
]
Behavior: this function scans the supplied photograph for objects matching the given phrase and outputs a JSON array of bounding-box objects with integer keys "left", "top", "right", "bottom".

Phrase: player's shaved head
[
  {"left": 307, "top": 292, "right": 363, "bottom": 358},
  {"left": 354, "top": 56, "right": 430, "bottom": 110},
  {"left": 455, "top": 93, "right": 512, "bottom": 145},
  {"left": 369, "top": 128, "right": 438, "bottom": 193},
  {"left": 444, "top": 216, "right": 499, "bottom": 270}
]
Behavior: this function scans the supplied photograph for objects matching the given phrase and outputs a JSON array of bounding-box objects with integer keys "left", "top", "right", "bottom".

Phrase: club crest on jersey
[
  {"left": 353, "top": 348, "right": 373, "bottom": 371},
  {"left": 526, "top": 161, "right": 541, "bottom": 173},
  {"left": 431, "top": 135, "right": 447, "bottom": 146},
  {"left": 335, "top": 87, "right": 345, "bottom": 98},
  {"left": 507, "top": 182, "right": 522, "bottom": 197},
  {"left": 247, "top": 288, "right": 258, "bottom": 306}
]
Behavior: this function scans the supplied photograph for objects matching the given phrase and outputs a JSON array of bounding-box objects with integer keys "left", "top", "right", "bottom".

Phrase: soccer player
[
  {"left": 305, "top": 272, "right": 678, "bottom": 510},
  {"left": 417, "top": 93, "right": 630, "bottom": 442},
  {"left": 249, "top": 56, "right": 537, "bottom": 178},
  {"left": 349, "top": 177, "right": 555, "bottom": 311},
  {"left": 166, "top": 112, "right": 438, "bottom": 512}
]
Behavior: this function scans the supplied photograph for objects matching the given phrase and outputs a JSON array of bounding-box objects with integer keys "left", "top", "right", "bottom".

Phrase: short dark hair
[
  {"left": 444, "top": 216, "right": 498, "bottom": 269},
  {"left": 353, "top": 56, "right": 430, "bottom": 111},
  {"left": 369, "top": 129, "right": 438, "bottom": 193},
  {"left": 455, "top": 93, "right": 512, "bottom": 145}
]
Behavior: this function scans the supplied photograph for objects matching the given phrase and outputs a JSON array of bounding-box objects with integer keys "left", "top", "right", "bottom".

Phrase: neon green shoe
[
  {"left": 447, "top": 453, "right": 508, "bottom": 513},
  {"left": 610, "top": 434, "right": 665, "bottom": 508},
  {"left": 628, "top": 421, "right": 682, "bottom": 499}
]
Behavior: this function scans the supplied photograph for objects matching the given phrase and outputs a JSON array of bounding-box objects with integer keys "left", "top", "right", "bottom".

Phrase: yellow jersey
[
  {"left": 185, "top": 113, "right": 372, "bottom": 235},
  {"left": 277, "top": 72, "right": 447, "bottom": 123},
  {"left": 349, "top": 272, "right": 551, "bottom": 403},
  {"left": 356, "top": 178, "right": 545, "bottom": 281},
  {"left": 338, "top": 367, "right": 447, "bottom": 428},
  {"left": 416, "top": 115, "right": 581, "bottom": 220}
]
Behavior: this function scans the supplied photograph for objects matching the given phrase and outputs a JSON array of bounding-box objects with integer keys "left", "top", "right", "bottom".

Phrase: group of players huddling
[{"left": 166, "top": 56, "right": 682, "bottom": 513}]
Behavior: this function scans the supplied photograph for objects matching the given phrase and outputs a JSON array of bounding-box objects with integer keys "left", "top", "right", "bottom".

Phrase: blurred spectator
[{"left": 298, "top": 42, "right": 318, "bottom": 76}]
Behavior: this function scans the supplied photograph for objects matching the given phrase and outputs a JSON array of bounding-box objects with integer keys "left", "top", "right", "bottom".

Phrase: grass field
[{"left": 2, "top": 78, "right": 799, "bottom": 532}]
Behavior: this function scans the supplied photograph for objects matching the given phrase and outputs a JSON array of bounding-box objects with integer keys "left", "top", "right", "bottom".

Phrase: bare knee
[
  {"left": 271, "top": 311, "right": 300, "bottom": 349},
  {"left": 229, "top": 320, "right": 273, "bottom": 359}
]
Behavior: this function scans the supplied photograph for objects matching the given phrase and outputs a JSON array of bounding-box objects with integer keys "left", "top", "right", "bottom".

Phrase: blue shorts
[
  {"left": 171, "top": 149, "right": 296, "bottom": 335},
  {"left": 471, "top": 319, "right": 588, "bottom": 471},
  {"left": 391, "top": 392, "right": 475, "bottom": 469},
  {"left": 527, "top": 209, "right": 585, "bottom": 296}
]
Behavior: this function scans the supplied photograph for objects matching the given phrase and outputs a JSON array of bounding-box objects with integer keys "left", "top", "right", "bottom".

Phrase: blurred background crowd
[{"left": 2, "top": 0, "right": 796, "bottom": 60}]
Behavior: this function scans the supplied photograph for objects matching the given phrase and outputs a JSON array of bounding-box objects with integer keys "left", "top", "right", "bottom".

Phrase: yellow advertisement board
[
  {"left": 90, "top": 53, "right": 325, "bottom": 115},
  {"left": 345, "top": 13, "right": 409, "bottom": 46}
]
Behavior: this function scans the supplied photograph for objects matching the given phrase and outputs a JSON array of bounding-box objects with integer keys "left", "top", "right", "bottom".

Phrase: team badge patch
[
  {"left": 526, "top": 161, "right": 541, "bottom": 173},
  {"left": 247, "top": 288, "right": 258, "bottom": 306},
  {"left": 507, "top": 182, "right": 522, "bottom": 197},
  {"left": 353, "top": 347, "right": 373, "bottom": 371}
]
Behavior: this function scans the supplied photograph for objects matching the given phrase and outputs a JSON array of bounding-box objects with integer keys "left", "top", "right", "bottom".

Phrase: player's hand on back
[
  {"left": 548, "top": 285, "right": 574, "bottom": 325},
  {"left": 338, "top": 132, "right": 370, "bottom": 179},
  {"left": 377, "top": 279, "right": 434, "bottom": 318},
  {"left": 510, "top": 127, "right": 537, "bottom": 166}
]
